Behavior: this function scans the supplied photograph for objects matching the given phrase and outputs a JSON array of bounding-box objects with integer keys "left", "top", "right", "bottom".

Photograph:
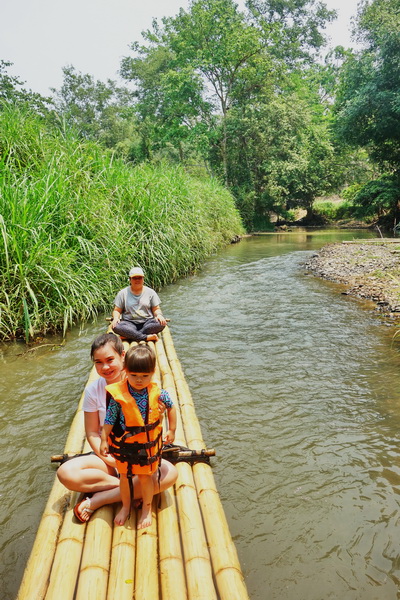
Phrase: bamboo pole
[
  {"left": 156, "top": 333, "right": 217, "bottom": 600},
  {"left": 158, "top": 487, "right": 188, "bottom": 600},
  {"left": 44, "top": 439, "right": 93, "bottom": 600},
  {"left": 154, "top": 338, "right": 188, "bottom": 600},
  {"left": 16, "top": 367, "right": 98, "bottom": 600},
  {"left": 106, "top": 512, "right": 136, "bottom": 600},
  {"left": 134, "top": 500, "right": 159, "bottom": 600},
  {"left": 162, "top": 327, "right": 250, "bottom": 600},
  {"left": 44, "top": 488, "right": 86, "bottom": 600},
  {"left": 74, "top": 505, "right": 114, "bottom": 600}
]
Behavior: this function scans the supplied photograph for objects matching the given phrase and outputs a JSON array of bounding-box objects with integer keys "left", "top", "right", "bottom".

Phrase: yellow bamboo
[
  {"left": 157, "top": 333, "right": 218, "bottom": 600},
  {"left": 154, "top": 338, "right": 188, "bottom": 600},
  {"left": 158, "top": 487, "right": 188, "bottom": 600},
  {"left": 44, "top": 489, "right": 86, "bottom": 600},
  {"left": 16, "top": 368, "right": 96, "bottom": 600},
  {"left": 74, "top": 505, "right": 114, "bottom": 600},
  {"left": 106, "top": 512, "right": 136, "bottom": 600},
  {"left": 134, "top": 500, "right": 159, "bottom": 600},
  {"left": 44, "top": 439, "right": 92, "bottom": 600},
  {"left": 162, "top": 327, "right": 250, "bottom": 600}
]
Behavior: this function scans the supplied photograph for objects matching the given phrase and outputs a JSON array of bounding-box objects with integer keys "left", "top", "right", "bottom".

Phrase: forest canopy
[{"left": 1, "top": 0, "right": 400, "bottom": 230}]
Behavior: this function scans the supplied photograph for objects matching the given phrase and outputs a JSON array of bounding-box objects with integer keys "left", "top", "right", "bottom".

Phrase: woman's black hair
[
  {"left": 90, "top": 333, "right": 125, "bottom": 359},
  {"left": 124, "top": 344, "right": 156, "bottom": 373}
]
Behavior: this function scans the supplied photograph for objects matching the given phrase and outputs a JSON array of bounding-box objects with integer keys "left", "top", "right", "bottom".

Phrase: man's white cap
[{"left": 129, "top": 267, "right": 144, "bottom": 277}]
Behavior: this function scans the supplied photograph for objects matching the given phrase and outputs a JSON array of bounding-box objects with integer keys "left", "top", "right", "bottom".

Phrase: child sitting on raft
[{"left": 100, "top": 344, "right": 176, "bottom": 528}]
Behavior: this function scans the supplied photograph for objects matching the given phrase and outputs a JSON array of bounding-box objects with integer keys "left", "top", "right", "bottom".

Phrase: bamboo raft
[{"left": 17, "top": 327, "right": 249, "bottom": 600}]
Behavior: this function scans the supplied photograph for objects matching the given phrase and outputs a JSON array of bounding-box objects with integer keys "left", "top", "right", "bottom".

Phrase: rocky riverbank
[{"left": 305, "top": 241, "right": 400, "bottom": 321}]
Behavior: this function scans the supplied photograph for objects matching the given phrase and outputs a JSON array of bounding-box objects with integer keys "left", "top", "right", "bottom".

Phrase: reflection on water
[{"left": 2, "top": 229, "right": 400, "bottom": 600}]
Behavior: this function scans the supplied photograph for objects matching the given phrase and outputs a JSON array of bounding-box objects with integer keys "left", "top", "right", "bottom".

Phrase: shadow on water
[{"left": 2, "top": 229, "right": 400, "bottom": 599}]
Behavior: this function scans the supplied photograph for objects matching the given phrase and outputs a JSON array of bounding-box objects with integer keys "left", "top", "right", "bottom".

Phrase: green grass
[
  {"left": 312, "top": 199, "right": 355, "bottom": 221},
  {"left": 0, "top": 105, "right": 244, "bottom": 341}
]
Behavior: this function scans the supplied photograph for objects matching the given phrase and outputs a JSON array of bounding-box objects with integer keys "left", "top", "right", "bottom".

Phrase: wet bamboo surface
[{"left": 17, "top": 327, "right": 249, "bottom": 600}]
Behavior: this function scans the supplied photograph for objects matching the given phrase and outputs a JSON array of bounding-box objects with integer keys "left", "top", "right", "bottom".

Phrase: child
[{"left": 100, "top": 344, "right": 176, "bottom": 528}]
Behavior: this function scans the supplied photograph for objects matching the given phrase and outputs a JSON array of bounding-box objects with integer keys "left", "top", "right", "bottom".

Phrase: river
[{"left": 2, "top": 229, "right": 400, "bottom": 599}]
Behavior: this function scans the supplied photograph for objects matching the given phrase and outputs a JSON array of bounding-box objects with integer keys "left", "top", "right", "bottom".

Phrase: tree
[
  {"left": 246, "top": 0, "right": 336, "bottom": 64},
  {"left": 219, "top": 94, "right": 335, "bottom": 228},
  {"left": 122, "top": 0, "right": 334, "bottom": 182},
  {"left": 334, "top": 0, "right": 400, "bottom": 168},
  {"left": 121, "top": 41, "right": 212, "bottom": 163},
  {"left": 0, "top": 60, "right": 51, "bottom": 113},
  {"left": 52, "top": 66, "right": 138, "bottom": 154}
]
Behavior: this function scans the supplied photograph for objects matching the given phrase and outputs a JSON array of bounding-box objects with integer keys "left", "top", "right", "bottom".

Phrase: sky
[{"left": 0, "top": 0, "right": 361, "bottom": 96}]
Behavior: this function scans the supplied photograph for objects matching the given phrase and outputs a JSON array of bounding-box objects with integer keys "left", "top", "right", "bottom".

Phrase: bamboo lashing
[{"left": 50, "top": 448, "right": 216, "bottom": 464}]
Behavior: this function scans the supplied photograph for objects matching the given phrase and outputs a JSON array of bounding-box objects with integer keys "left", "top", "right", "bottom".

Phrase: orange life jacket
[{"left": 105, "top": 380, "right": 163, "bottom": 475}]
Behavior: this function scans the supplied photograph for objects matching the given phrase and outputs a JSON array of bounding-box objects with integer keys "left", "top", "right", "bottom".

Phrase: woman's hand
[{"left": 100, "top": 439, "right": 109, "bottom": 456}]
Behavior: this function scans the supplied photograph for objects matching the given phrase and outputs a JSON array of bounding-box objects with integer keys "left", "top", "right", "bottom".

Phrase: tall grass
[{"left": 0, "top": 105, "right": 244, "bottom": 341}]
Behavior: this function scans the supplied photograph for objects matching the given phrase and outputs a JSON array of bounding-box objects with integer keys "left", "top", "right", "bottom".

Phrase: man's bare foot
[
  {"left": 114, "top": 505, "right": 130, "bottom": 526},
  {"left": 146, "top": 334, "right": 158, "bottom": 342},
  {"left": 137, "top": 503, "right": 152, "bottom": 529}
]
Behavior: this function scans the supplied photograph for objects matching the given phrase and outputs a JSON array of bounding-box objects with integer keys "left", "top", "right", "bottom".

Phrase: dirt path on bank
[{"left": 305, "top": 241, "right": 400, "bottom": 320}]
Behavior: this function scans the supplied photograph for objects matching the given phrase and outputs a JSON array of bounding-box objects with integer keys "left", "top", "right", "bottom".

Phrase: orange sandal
[{"left": 73, "top": 497, "right": 94, "bottom": 523}]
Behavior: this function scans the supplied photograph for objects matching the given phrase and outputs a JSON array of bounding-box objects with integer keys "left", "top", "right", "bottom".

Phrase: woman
[
  {"left": 111, "top": 266, "right": 167, "bottom": 342},
  {"left": 57, "top": 333, "right": 178, "bottom": 522}
]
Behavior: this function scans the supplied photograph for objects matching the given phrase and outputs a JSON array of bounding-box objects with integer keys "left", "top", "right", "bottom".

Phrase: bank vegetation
[{"left": 0, "top": 105, "right": 243, "bottom": 341}]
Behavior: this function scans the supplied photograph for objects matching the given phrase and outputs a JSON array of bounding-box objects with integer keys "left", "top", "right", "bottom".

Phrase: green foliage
[
  {"left": 352, "top": 173, "right": 400, "bottom": 218},
  {"left": 51, "top": 66, "right": 138, "bottom": 156},
  {"left": 0, "top": 105, "right": 243, "bottom": 341},
  {"left": 0, "top": 60, "right": 51, "bottom": 114},
  {"left": 341, "top": 183, "right": 363, "bottom": 202},
  {"left": 217, "top": 94, "right": 336, "bottom": 229},
  {"left": 334, "top": 0, "right": 400, "bottom": 167},
  {"left": 246, "top": 0, "right": 336, "bottom": 62},
  {"left": 312, "top": 199, "right": 355, "bottom": 221},
  {"left": 120, "top": 0, "right": 337, "bottom": 211}
]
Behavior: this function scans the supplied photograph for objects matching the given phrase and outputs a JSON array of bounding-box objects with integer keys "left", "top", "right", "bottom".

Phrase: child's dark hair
[
  {"left": 125, "top": 344, "right": 156, "bottom": 373},
  {"left": 90, "top": 333, "right": 124, "bottom": 359}
]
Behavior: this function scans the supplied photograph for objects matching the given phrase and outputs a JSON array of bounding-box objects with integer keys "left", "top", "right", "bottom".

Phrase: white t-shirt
[{"left": 82, "top": 377, "right": 107, "bottom": 426}]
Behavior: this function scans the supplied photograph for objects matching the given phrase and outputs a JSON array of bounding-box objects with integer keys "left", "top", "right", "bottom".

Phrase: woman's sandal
[{"left": 73, "top": 497, "right": 94, "bottom": 523}]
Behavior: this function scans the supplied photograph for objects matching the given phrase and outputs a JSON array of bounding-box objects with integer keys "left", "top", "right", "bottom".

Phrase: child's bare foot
[
  {"left": 137, "top": 503, "right": 152, "bottom": 529},
  {"left": 114, "top": 505, "right": 130, "bottom": 526},
  {"left": 146, "top": 334, "right": 158, "bottom": 342}
]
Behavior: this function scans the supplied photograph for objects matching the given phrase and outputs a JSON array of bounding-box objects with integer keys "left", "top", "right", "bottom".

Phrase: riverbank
[
  {"left": 0, "top": 106, "right": 244, "bottom": 342},
  {"left": 305, "top": 240, "right": 400, "bottom": 320}
]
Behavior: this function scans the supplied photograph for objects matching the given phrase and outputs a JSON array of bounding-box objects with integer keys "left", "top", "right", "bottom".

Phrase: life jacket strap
[
  {"left": 109, "top": 431, "right": 163, "bottom": 466},
  {"left": 123, "top": 418, "right": 160, "bottom": 439}
]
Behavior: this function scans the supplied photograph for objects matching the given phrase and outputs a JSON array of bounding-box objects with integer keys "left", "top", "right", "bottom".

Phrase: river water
[{"left": 2, "top": 229, "right": 400, "bottom": 600}]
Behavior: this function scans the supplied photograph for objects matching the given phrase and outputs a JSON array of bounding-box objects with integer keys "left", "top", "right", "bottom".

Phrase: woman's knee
[
  {"left": 57, "top": 460, "right": 77, "bottom": 488},
  {"left": 161, "top": 461, "right": 178, "bottom": 488}
]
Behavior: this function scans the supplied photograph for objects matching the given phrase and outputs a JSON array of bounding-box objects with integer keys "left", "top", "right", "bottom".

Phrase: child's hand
[{"left": 164, "top": 429, "right": 175, "bottom": 444}]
